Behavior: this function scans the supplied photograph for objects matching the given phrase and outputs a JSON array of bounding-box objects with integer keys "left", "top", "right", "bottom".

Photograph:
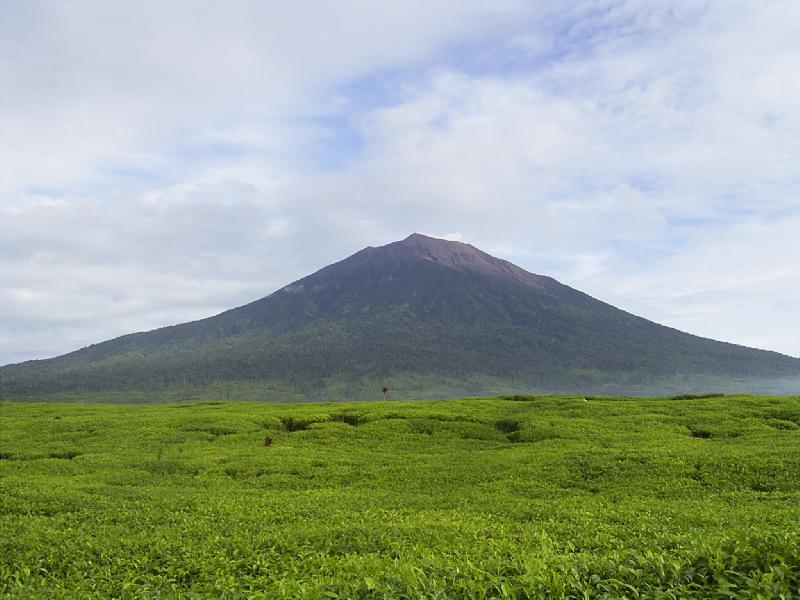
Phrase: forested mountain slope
[{"left": 3, "top": 234, "right": 799, "bottom": 399}]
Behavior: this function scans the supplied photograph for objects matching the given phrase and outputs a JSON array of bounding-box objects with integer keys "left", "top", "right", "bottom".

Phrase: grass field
[{"left": 1, "top": 395, "right": 799, "bottom": 598}]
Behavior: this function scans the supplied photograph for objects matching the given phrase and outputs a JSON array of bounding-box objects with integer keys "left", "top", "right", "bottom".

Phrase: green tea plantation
[{"left": 1, "top": 395, "right": 799, "bottom": 598}]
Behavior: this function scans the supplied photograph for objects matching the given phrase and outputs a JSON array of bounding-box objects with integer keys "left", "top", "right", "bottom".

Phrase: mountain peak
[
  {"left": 394, "top": 232, "right": 476, "bottom": 257},
  {"left": 400, "top": 232, "right": 450, "bottom": 244},
  {"left": 402, "top": 232, "right": 435, "bottom": 241},
  {"left": 382, "top": 233, "right": 547, "bottom": 291}
]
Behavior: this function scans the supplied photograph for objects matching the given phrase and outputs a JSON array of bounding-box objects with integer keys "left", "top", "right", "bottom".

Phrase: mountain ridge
[{"left": 3, "top": 233, "right": 799, "bottom": 400}]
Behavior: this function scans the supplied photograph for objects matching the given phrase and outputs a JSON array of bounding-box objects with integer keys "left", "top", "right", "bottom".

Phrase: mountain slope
[{"left": 3, "top": 233, "right": 799, "bottom": 399}]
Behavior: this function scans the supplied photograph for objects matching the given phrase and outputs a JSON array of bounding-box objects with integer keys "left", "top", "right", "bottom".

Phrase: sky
[{"left": 1, "top": 0, "right": 799, "bottom": 365}]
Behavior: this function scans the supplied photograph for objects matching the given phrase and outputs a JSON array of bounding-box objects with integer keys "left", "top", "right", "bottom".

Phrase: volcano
[{"left": 3, "top": 233, "right": 799, "bottom": 400}]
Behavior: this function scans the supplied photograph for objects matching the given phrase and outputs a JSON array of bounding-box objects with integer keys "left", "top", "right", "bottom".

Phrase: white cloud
[
  {"left": 1, "top": 1, "right": 799, "bottom": 363},
  {"left": 0, "top": 1, "right": 537, "bottom": 195},
  {"left": 572, "top": 215, "right": 800, "bottom": 357}
]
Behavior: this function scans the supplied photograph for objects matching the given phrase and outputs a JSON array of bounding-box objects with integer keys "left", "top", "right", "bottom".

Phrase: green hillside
[
  {"left": 1, "top": 395, "right": 799, "bottom": 598},
  {"left": 3, "top": 234, "right": 799, "bottom": 399}
]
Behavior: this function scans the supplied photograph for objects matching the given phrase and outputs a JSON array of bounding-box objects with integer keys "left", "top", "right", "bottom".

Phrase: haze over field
[{"left": 2, "top": 1, "right": 800, "bottom": 367}]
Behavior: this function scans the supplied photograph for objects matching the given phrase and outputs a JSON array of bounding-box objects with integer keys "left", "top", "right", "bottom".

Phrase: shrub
[
  {"left": 280, "top": 416, "right": 314, "bottom": 432},
  {"left": 330, "top": 413, "right": 365, "bottom": 426},
  {"left": 494, "top": 418, "right": 520, "bottom": 434}
]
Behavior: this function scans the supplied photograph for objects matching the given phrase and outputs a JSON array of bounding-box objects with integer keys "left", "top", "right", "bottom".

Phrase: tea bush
[{"left": 1, "top": 394, "right": 799, "bottom": 598}]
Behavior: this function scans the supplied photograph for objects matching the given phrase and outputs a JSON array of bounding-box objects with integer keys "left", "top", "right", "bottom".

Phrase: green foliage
[
  {"left": 1, "top": 395, "right": 800, "bottom": 598},
  {"left": 279, "top": 415, "right": 315, "bottom": 431},
  {"left": 330, "top": 412, "right": 366, "bottom": 426}
]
